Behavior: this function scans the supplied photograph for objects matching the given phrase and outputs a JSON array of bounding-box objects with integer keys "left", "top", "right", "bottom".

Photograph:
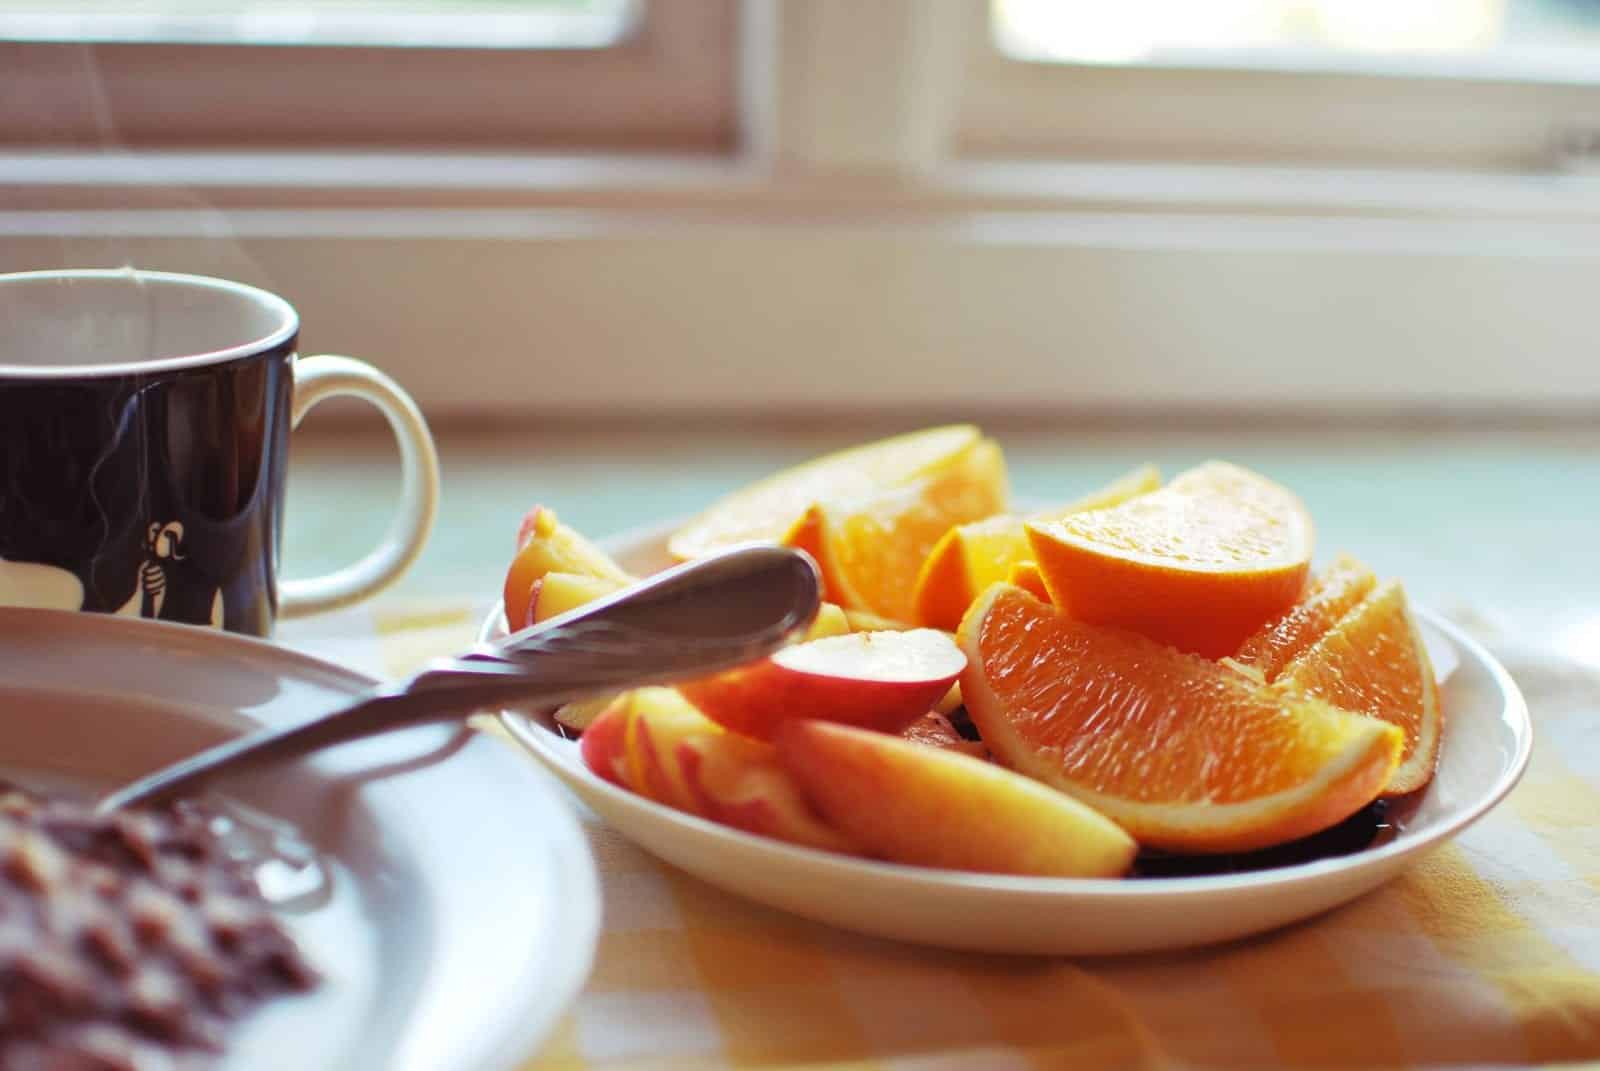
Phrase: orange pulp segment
[
  {"left": 957, "top": 584, "right": 1401, "bottom": 853},
  {"left": 1275, "top": 579, "right": 1442, "bottom": 795},
  {"left": 1233, "top": 553, "right": 1376, "bottom": 681}
]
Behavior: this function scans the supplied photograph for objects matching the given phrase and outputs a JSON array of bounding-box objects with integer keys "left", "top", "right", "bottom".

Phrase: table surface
[{"left": 276, "top": 420, "right": 1600, "bottom": 1070}]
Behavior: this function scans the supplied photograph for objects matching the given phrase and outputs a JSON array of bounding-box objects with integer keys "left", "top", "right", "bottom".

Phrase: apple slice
[
  {"left": 901, "top": 710, "right": 987, "bottom": 760},
  {"left": 553, "top": 693, "right": 616, "bottom": 733},
  {"left": 587, "top": 690, "right": 855, "bottom": 854},
  {"left": 621, "top": 688, "right": 721, "bottom": 816},
  {"left": 503, "top": 505, "right": 634, "bottom": 628},
  {"left": 806, "top": 602, "right": 852, "bottom": 641},
  {"left": 675, "top": 733, "right": 857, "bottom": 854},
  {"left": 555, "top": 603, "right": 850, "bottom": 735},
  {"left": 677, "top": 629, "right": 966, "bottom": 740},
  {"left": 578, "top": 697, "right": 632, "bottom": 786},
  {"left": 529, "top": 571, "right": 627, "bottom": 627},
  {"left": 777, "top": 720, "right": 1137, "bottom": 878}
]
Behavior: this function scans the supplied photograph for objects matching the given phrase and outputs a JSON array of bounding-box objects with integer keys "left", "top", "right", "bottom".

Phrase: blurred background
[
  {"left": 6, "top": 0, "right": 1600, "bottom": 418},
  {"left": 1, "top": 1, "right": 1596, "bottom": 661}
]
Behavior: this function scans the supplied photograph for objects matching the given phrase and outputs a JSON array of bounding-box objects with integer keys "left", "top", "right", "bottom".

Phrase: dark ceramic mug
[{"left": 0, "top": 269, "right": 439, "bottom": 636}]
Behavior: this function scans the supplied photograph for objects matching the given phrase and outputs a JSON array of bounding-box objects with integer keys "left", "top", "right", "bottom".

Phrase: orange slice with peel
[
  {"left": 912, "top": 512, "right": 1031, "bottom": 632},
  {"left": 1005, "top": 560, "right": 1050, "bottom": 601},
  {"left": 1026, "top": 461, "right": 1313, "bottom": 658},
  {"left": 781, "top": 438, "right": 1008, "bottom": 621},
  {"left": 1275, "top": 579, "right": 1442, "bottom": 795},
  {"left": 912, "top": 464, "right": 1159, "bottom": 630},
  {"left": 668, "top": 424, "right": 986, "bottom": 561},
  {"left": 1233, "top": 553, "right": 1376, "bottom": 681},
  {"left": 957, "top": 584, "right": 1402, "bottom": 854}
]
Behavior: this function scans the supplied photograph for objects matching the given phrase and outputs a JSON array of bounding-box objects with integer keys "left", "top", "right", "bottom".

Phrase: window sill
[
  {"left": 4, "top": 151, "right": 1599, "bottom": 416},
  {"left": 7, "top": 149, "right": 1600, "bottom": 220}
]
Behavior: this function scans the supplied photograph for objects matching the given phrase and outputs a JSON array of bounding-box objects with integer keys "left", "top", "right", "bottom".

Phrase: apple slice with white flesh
[
  {"left": 778, "top": 720, "right": 1137, "bottom": 878},
  {"left": 503, "top": 505, "right": 634, "bottom": 630},
  {"left": 677, "top": 629, "right": 966, "bottom": 741},
  {"left": 554, "top": 601, "right": 854, "bottom": 733},
  {"left": 581, "top": 689, "right": 855, "bottom": 853},
  {"left": 529, "top": 571, "right": 627, "bottom": 626}
]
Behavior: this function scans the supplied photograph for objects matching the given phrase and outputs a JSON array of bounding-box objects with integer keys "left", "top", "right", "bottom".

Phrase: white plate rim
[
  {"left": 0, "top": 606, "right": 601, "bottom": 1071},
  {"left": 488, "top": 517, "right": 1532, "bottom": 903}
]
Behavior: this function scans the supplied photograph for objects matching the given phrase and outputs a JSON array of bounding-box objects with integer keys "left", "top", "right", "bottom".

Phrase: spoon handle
[{"left": 97, "top": 545, "right": 821, "bottom": 813}]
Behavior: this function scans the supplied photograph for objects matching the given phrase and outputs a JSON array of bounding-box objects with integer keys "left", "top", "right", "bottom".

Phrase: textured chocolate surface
[{"left": 0, "top": 786, "right": 316, "bottom": 1070}]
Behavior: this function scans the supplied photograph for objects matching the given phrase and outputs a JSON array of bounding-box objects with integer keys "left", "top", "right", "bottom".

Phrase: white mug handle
[{"left": 279, "top": 354, "right": 440, "bottom": 619}]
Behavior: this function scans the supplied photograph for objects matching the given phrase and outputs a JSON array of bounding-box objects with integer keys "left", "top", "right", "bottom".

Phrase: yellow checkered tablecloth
[{"left": 281, "top": 601, "right": 1600, "bottom": 1071}]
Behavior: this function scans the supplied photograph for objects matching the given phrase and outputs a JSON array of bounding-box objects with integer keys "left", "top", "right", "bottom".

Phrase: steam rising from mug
[{"left": 3, "top": 43, "right": 281, "bottom": 291}]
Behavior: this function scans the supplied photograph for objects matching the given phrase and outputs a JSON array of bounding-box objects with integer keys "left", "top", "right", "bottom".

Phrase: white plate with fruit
[{"left": 486, "top": 427, "right": 1531, "bottom": 955}]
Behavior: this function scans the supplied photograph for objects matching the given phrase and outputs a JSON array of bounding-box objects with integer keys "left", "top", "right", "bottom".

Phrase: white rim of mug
[{"left": 0, "top": 268, "right": 300, "bottom": 379}]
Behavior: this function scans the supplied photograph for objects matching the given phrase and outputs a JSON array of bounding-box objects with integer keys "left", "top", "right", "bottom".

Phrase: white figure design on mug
[
  {"left": 137, "top": 521, "right": 224, "bottom": 628},
  {"left": 1, "top": 524, "right": 223, "bottom": 627},
  {"left": 140, "top": 521, "right": 180, "bottom": 619}
]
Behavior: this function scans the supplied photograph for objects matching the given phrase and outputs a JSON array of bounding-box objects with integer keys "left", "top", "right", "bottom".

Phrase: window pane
[
  {"left": 0, "top": 0, "right": 640, "bottom": 49},
  {"left": 994, "top": 0, "right": 1600, "bottom": 79}
]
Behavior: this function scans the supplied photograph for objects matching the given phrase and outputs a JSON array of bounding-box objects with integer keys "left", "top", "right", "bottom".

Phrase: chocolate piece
[{"left": 0, "top": 784, "right": 318, "bottom": 1066}]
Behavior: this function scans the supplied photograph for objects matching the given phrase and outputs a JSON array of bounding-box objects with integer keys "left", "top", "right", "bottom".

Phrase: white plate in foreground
[
  {"left": 491, "top": 521, "right": 1531, "bottom": 956},
  {"left": 0, "top": 608, "right": 598, "bottom": 1070}
]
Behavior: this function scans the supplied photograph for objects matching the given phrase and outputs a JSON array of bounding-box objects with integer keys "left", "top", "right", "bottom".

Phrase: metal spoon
[{"left": 97, "top": 544, "right": 822, "bottom": 813}]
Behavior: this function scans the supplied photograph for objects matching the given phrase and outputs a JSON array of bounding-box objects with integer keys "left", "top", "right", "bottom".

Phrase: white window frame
[
  {"left": 955, "top": 2, "right": 1600, "bottom": 171},
  {"left": 0, "top": 0, "right": 736, "bottom": 151},
  {"left": 3, "top": 0, "right": 1600, "bottom": 417}
]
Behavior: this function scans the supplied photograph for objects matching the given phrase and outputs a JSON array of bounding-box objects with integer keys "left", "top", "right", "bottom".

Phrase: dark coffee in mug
[{"left": 0, "top": 269, "right": 438, "bottom": 636}]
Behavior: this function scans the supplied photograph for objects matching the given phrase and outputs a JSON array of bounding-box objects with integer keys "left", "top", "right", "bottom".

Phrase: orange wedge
[
  {"left": 782, "top": 438, "right": 1008, "bottom": 622},
  {"left": 911, "top": 464, "right": 1159, "bottom": 631},
  {"left": 958, "top": 584, "right": 1402, "bottom": 853},
  {"left": 912, "top": 513, "right": 1032, "bottom": 632},
  {"left": 1005, "top": 560, "right": 1050, "bottom": 601},
  {"left": 1026, "top": 461, "right": 1314, "bottom": 658},
  {"left": 1233, "top": 553, "right": 1376, "bottom": 681},
  {"left": 1275, "top": 580, "right": 1442, "bottom": 795},
  {"left": 668, "top": 425, "right": 986, "bottom": 561}
]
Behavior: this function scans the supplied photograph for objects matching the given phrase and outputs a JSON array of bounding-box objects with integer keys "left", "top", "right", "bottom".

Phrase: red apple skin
[
  {"left": 517, "top": 577, "right": 545, "bottom": 630},
  {"left": 515, "top": 505, "right": 545, "bottom": 552},
  {"left": 677, "top": 632, "right": 964, "bottom": 741},
  {"left": 626, "top": 690, "right": 718, "bottom": 817},
  {"left": 579, "top": 700, "right": 631, "bottom": 786},
  {"left": 675, "top": 734, "right": 857, "bottom": 854}
]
